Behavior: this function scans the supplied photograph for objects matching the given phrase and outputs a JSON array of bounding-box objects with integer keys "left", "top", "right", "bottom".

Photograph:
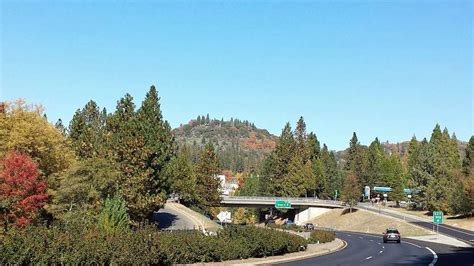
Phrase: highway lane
[
  {"left": 279, "top": 232, "right": 435, "bottom": 266},
  {"left": 358, "top": 204, "right": 474, "bottom": 245},
  {"left": 280, "top": 231, "right": 474, "bottom": 266}
]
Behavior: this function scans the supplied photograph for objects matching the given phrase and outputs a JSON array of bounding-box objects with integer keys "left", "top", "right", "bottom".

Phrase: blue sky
[{"left": 1, "top": 1, "right": 472, "bottom": 150}]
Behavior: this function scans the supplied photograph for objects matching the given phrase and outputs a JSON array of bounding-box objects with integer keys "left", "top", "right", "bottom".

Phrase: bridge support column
[{"left": 294, "top": 207, "right": 332, "bottom": 226}]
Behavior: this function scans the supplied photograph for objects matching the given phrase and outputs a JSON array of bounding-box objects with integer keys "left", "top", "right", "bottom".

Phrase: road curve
[
  {"left": 279, "top": 231, "right": 474, "bottom": 266},
  {"left": 358, "top": 204, "right": 474, "bottom": 245},
  {"left": 152, "top": 203, "right": 201, "bottom": 231}
]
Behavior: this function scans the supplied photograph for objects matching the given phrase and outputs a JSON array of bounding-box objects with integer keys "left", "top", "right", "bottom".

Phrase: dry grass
[
  {"left": 310, "top": 208, "right": 433, "bottom": 237},
  {"left": 385, "top": 206, "right": 474, "bottom": 231}
]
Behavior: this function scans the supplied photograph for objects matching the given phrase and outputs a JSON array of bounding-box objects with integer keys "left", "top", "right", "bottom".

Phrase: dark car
[
  {"left": 383, "top": 228, "right": 401, "bottom": 243},
  {"left": 304, "top": 223, "right": 315, "bottom": 230},
  {"left": 265, "top": 219, "right": 275, "bottom": 226}
]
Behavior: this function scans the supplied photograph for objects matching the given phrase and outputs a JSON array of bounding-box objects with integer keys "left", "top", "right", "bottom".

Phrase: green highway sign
[
  {"left": 275, "top": 200, "right": 291, "bottom": 209},
  {"left": 433, "top": 211, "right": 443, "bottom": 224}
]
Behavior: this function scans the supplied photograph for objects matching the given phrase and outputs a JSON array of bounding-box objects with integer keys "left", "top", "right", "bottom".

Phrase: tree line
[
  {"left": 0, "top": 86, "right": 223, "bottom": 228},
  {"left": 239, "top": 117, "right": 473, "bottom": 216}
]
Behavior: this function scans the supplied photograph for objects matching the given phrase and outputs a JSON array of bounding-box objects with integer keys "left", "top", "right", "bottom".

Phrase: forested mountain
[{"left": 173, "top": 115, "right": 277, "bottom": 173}]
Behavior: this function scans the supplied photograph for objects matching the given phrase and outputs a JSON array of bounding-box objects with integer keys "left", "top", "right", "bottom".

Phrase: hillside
[{"left": 173, "top": 115, "right": 277, "bottom": 173}]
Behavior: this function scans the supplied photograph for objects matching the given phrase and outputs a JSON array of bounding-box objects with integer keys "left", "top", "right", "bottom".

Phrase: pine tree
[
  {"left": 137, "top": 85, "right": 175, "bottom": 195},
  {"left": 271, "top": 122, "right": 296, "bottom": 196},
  {"left": 55, "top": 118, "right": 67, "bottom": 136},
  {"left": 321, "top": 144, "right": 342, "bottom": 200},
  {"left": 106, "top": 93, "right": 164, "bottom": 222},
  {"left": 195, "top": 143, "right": 221, "bottom": 208},
  {"left": 295, "top": 116, "right": 308, "bottom": 162},
  {"left": 366, "top": 138, "right": 385, "bottom": 188},
  {"left": 462, "top": 136, "right": 474, "bottom": 176},
  {"left": 307, "top": 132, "right": 321, "bottom": 161},
  {"left": 69, "top": 100, "right": 107, "bottom": 159},
  {"left": 345, "top": 132, "right": 360, "bottom": 171},
  {"left": 281, "top": 156, "right": 310, "bottom": 197},
  {"left": 342, "top": 172, "right": 360, "bottom": 213}
]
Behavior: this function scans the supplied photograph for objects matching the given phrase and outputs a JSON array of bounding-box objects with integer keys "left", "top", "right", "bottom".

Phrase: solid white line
[
  {"left": 377, "top": 243, "right": 381, "bottom": 245},
  {"left": 359, "top": 236, "right": 364, "bottom": 239},
  {"left": 365, "top": 256, "right": 373, "bottom": 260},
  {"left": 370, "top": 239, "right": 374, "bottom": 242},
  {"left": 403, "top": 241, "right": 423, "bottom": 249},
  {"left": 426, "top": 247, "right": 438, "bottom": 266},
  {"left": 347, "top": 235, "right": 351, "bottom": 237}
]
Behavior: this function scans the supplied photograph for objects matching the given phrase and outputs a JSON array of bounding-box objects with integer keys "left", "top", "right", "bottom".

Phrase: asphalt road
[
  {"left": 358, "top": 204, "right": 474, "bottom": 246},
  {"left": 279, "top": 231, "right": 474, "bottom": 266},
  {"left": 152, "top": 204, "right": 199, "bottom": 230}
]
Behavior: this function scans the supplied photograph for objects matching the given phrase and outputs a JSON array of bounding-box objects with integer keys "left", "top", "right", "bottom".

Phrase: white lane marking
[
  {"left": 403, "top": 241, "right": 423, "bottom": 249},
  {"left": 426, "top": 247, "right": 438, "bottom": 266},
  {"left": 365, "top": 256, "right": 373, "bottom": 260},
  {"left": 382, "top": 246, "right": 385, "bottom": 249},
  {"left": 370, "top": 239, "right": 374, "bottom": 242},
  {"left": 347, "top": 235, "right": 351, "bottom": 237},
  {"left": 377, "top": 243, "right": 381, "bottom": 245},
  {"left": 359, "top": 236, "right": 364, "bottom": 239},
  {"left": 379, "top": 250, "right": 383, "bottom": 254}
]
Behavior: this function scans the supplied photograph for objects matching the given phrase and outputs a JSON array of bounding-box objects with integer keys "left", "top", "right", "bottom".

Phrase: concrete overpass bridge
[
  {"left": 220, "top": 196, "right": 344, "bottom": 225},
  {"left": 220, "top": 196, "right": 343, "bottom": 209}
]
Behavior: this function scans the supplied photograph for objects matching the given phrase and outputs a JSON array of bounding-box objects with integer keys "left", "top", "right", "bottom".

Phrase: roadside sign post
[
  {"left": 433, "top": 211, "right": 443, "bottom": 239},
  {"left": 275, "top": 200, "right": 291, "bottom": 209}
]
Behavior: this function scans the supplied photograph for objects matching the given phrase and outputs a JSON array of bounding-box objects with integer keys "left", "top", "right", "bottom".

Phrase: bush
[
  {"left": 308, "top": 229, "right": 336, "bottom": 244},
  {"left": 1, "top": 224, "right": 307, "bottom": 265}
]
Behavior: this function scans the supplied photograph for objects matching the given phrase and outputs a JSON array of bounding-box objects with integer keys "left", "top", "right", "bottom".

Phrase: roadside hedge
[
  {"left": 1, "top": 225, "right": 307, "bottom": 265},
  {"left": 308, "top": 229, "right": 336, "bottom": 244}
]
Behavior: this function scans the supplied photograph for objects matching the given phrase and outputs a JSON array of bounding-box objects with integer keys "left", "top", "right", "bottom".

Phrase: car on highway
[
  {"left": 304, "top": 223, "right": 315, "bottom": 230},
  {"left": 383, "top": 228, "right": 401, "bottom": 243}
]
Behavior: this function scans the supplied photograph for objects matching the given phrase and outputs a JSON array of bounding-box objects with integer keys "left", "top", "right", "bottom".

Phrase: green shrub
[
  {"left": 1, "top": 225, "right": 307, "bottom": 265},
  {"left": 308, "top": 229, "right": 336, "bottom": 244}
]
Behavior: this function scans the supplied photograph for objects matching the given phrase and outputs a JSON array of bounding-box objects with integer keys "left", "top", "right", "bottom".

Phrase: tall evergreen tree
[
  {"left": 295, "top": 116, "right": 308, "bottom": 162},
  {"left": 106, "top": 93, "right": 164, "bottom": 222},
  {"left": 345, "top": 132, "right": 360, "bottom": 171},
  {"left": 137, "top": 85, "right": 175, "bottom": 195},
  {"left": 462, "top": 136, "right": 474, "bottom": 176},
  {"left": 195, "top": 143, "right": 221, "bottom": 208},
  {"left": 307, "top": 132, "right": 321, "bottom": 161},
  {"left": 366, "top": 138, "right": 385, "bottom": 188},
  {"left": 69, "top": 100, "right": 107, "bottom": 159},
  {"left": 270, "top": 122, "right": 296, "bottom": 195}
]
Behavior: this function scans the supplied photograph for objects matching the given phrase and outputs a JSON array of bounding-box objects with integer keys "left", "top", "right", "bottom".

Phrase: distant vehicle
[
  {"left": 265, "top": 219, "right": 275, "bottom": 226},
  {"left": 383, "top": 228, "right": 401, "bottom": 243},
  {"left": 304, "top": 223, "right": 315, "bottom": 230}
]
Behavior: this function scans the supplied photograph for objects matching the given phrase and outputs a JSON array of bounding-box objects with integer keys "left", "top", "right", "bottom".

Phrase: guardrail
[{"left": 221, "top": 196, "right": 342, "bottom": 205}]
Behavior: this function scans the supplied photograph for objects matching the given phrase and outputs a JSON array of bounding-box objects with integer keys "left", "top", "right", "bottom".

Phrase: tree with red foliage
[{"left": 0, "top": 151, "right": 48, "bottom": 227}]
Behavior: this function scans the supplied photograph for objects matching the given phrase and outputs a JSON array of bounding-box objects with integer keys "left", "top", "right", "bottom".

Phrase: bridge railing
[{"left": 221, "top": 196, "right": 342, "bottom": 204}]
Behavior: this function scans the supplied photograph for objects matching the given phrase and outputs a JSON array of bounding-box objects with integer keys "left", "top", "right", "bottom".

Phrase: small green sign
[
  {"left": 275, "top": 200, "right": 291, "bottom": 209},
  {"left": 433, "top": 211, "right": 443, "bottom": 224}
]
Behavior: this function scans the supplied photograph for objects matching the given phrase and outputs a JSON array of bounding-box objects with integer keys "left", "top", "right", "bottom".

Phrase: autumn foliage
[{"left": 0, "top": 151, "right": 48, "bottom": 226}]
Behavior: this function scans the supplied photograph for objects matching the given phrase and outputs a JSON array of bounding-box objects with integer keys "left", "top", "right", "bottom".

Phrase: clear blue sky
[{"left": 1, "top": 1, "right": 472, "bottom": 150}]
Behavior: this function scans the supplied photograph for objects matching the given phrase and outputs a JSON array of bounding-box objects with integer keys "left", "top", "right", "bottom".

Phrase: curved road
[
  {"left": 358, "top": 204, "right": 474, "bottom": 245},
  {"left": 279, "top": 232, "right": 474, "bottom": 266}
]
